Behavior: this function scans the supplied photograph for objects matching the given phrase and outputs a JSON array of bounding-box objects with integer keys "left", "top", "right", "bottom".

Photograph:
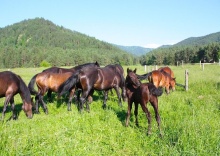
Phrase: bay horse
[
  {"left": 125, "top": 68, "right": 163, "bottom": 135},
  {"left": 42, "top": 61, "right": 100, "bottom": 101},
  {"left": 58, "top": 64, "right": 127, "bottom": 112},
  {"left": 28, "top": 62, "right": 100, "bottom": 113},
  {"left": 28, "top": 72, "right": 75, "bottom": 114},
  {"left": 0, "top": 71, "right": 33, "bottom": 120},
  {"left": 137, "top": 70, "right": 176, "bottom": 94}
]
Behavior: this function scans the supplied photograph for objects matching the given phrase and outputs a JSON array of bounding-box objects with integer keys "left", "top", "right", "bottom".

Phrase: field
[{"left": 0, "top": 64, "right": 219, "bottom": 155}]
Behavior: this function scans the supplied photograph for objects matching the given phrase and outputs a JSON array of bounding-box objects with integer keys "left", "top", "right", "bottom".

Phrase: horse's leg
[
  {"left": 102, "top": 90, "right": 108, "bottom": 109},
  {"left": 47, "top": 89, "right": 52, "bottom": 102},
  {"left": 134, "top": 102, "right": 139, "bottom": 127},
  {"left": 39, "top": 94, "right": 48, "bottom": 114},
  {"left": 67, "top": 87, "right": 76, "bottom": 111},
  {"left": 79, "top": 90, "right": 90, "bottom": 112},
  {"left": 125, "top": 98, "right": 132, "bottom": 126},
  {"left": 9, "top": 97, "right": 17, "bottom": 120},
  {"left": 140, "top": 101, "right": 152, "bottom": 135},
  {"left": 150, "top": 98, "right": 162, "bottom": 136},
  {"left": 1, "top": 95, "right": 12, "bottom": 120},
  {"left": 114, "top": 86, "right": 122, "bottom": 107},
  {"left": 34, "top": 95, "right": 40, "bottom": 114},
  {"left": 2, "top": 95, "right": 13, "bottom": 120}
]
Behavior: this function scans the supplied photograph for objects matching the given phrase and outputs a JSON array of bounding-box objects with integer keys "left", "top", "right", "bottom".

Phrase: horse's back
[
  {"left": 36, "top": 72, "right": 73, "bottom": 92},
  {"left": 158, "top": 66, "right": 174, "bottom": 78}
]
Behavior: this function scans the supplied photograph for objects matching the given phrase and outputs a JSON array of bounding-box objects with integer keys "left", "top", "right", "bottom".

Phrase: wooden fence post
[
  {"left": 185, "top": 69, "right": 189, "bottom": 91},
  {"left": 202, "top": 63, "right": 204, "bottom": 71}
]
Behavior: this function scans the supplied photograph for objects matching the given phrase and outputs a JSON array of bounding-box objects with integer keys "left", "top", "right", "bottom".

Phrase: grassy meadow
[{"left": 0, "top": 64, "right": 219, "bottom": 155}]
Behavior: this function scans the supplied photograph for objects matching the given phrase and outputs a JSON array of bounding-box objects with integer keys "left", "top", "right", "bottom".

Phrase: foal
[{"left": 125, "top": 68, "right": 163, "bottom": 135}]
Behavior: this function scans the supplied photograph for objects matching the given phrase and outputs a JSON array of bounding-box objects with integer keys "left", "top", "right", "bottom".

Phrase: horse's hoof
[{"left": 34, "top": 111, "right": 40, "bottom": 114}]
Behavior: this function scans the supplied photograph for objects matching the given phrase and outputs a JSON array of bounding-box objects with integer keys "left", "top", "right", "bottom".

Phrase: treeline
[
  {"left": 140, "top": 43, "right": 220, "bottom": 65},
  {"left": 0, "top": 18, "right": 137, "bottom": 68}
]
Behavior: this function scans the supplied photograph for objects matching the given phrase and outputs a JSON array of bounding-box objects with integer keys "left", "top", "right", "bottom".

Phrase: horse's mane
[
  {"left": 16, "top": 74, "right": 32, "bottom": 103},
  {"left": 71, "top": 62, "right": 100, "bottom": 71}
]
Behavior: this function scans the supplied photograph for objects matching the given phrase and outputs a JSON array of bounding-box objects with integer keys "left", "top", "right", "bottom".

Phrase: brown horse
[
  {"left": 58, "top": 64, "right": 127, "bottom": 112},
  {"left": 0, "top": 71, "right": 33, "bottom": 120},
  {"left": 137, "top": 69, "right": 176, "bottom": 94},
  {"left": 125, "top": 68, "right": 163, "bottom": 135},
  {"left": 28, "top": 72, "right": 75, "bottom": 114},
  {"left": 42, "top": 61, "right": 100, "bottom": 101},
  {"left": 158, "top": 66, "right": 175, "bottom": 79}
]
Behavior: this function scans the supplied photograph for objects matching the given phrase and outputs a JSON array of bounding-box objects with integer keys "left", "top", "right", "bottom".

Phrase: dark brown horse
[
  {"left": 28, "top": 72, "right": 75, "bottom": 114},
  {"left": 42, "top": 61, "right": 100, "bottom": 101},
  {"left": 137, "top": 69, "right": 176, "bottom": 94},
  {"left": 0, "top": 71, "right": 33, "bottom": 120},
  {"left": 58, "top": 64, "right": 127, "bottom": 112},
  {"left": 125, "top": 68, "right": 163, "bottom": 135}
]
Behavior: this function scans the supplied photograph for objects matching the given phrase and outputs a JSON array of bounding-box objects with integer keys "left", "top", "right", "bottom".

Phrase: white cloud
[{"left": 143, "top": 43, "right": 161, "bottom": 49}]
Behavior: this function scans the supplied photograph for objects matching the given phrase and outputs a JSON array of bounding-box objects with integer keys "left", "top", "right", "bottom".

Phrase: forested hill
[
  {"left": 140, "top": 31, "right": 220, "bottom": 65},
  {"left": 113, "top": 44, "right": 153, "bottom": 56},
  {"left": 0, "top": 18, "right": 137, "bottom": 68},
  {"left": 174, "top": 32, "right": 220, "bottom": 46}
]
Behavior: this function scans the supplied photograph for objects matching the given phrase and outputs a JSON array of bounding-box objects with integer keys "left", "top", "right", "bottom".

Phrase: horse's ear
[
  {"left": 127, "top": 68, "right": 130, "bottom": 73},
  {"left": 134, "top": 68, "right": 137, "bottom": 73}
]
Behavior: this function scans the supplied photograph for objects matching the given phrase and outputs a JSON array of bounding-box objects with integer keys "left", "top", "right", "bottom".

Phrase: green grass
[{"left": 0, "top": 64, "right": 220, "bottom": 155}]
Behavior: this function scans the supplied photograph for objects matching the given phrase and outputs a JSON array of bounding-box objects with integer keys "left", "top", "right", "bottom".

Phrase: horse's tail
[
  {"left": 148, "top": 84, "right": 163, "bottom": 97},
  {"left": 136, "top": 72, "right": 152, "bottom": 81},
  {"left": 118, "top": 70, "right": 127, "bottom": 101},
  {"left": 28, "top": 74, "right": 38, "bottom": 95},
  {"left": 58, "top": 71, "right": 79, "bottom": 97}
]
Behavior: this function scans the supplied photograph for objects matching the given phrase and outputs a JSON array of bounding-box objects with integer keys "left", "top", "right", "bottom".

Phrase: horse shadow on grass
[{"left": 0, "top": 103, "right": 23, "bottom": 121}]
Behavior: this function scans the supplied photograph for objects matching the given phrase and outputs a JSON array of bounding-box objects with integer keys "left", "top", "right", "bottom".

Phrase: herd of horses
[{"left": 0, "top": 61, "right": 176, "bottom": 135}]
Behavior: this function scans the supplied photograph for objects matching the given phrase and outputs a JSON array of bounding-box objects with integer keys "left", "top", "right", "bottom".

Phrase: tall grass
[{"left": 0, "top": 64, "right": 219, "bottom": 155}]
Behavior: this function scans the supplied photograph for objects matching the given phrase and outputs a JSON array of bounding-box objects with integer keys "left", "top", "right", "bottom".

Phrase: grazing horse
[
  {"left": 158, "top": 66, "right": 175, "bottom": 79},
  {"left": 28, "top": 72, "right": 75, "bottom": 114},
  {"left": 58, "top": 64, "right": 127, "bottom": 112},
  {"left": 42, "top": 61, "right": 100, "bottom": 101},
  {"left": 125, "top": 68, "right": 163, "bottom": 135},
  {"left": 0, "top": 71, "right": 33, "bottom": 120},
  {"left": 137, "top": 70, "right": 176, "bottom": 94}
]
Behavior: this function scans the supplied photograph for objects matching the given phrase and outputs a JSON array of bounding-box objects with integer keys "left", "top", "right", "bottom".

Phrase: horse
[
  {"left": 42, "top": 61, "right": 100, "bottom": 101},
  {"left": 136, "top": 70, "right": 176, "bottom": 94},
  {"left": 28, "top": 72, "right": 76, "bottom": 114},
  {"left": 158, "top": 66, "right": 175, "bottom": 79},
  {"left": 28, "top": 62, "right": 100, "bottom": 113},
  {"left": 58, "top": 64, "right": 127, "bottom": 112},
  {"left": 0, "top": 71, "right": 33, "bottom": 120},
  {"left": 125, "top": 68, "right": 163, "bottom": 135}
]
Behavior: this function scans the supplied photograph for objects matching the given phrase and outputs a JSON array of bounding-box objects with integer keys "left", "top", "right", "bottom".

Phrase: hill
[
  {"left": 174, "top": 32, "right": 220, "bottom": 46},
  {"left": 113, "top": 44, "right": 153, "bottom": 56},
  {"left": 0, "top": 18, "right": 137, "bottom": 68}
]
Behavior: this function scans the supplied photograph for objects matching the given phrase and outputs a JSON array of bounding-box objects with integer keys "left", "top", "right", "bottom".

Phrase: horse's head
[
  {"left": 126, "top": 68, "right": 141, "bottom": 88},
  {"left": 170, "top": 77, "right": 176, "bottom": 91},
  {"left": 22, "top": 98, "right": 33, "bottom": 119}
]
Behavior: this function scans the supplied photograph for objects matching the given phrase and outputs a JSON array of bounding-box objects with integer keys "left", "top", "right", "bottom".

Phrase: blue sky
[{"left": 1, "top": 0, "right": 220, "bottom": 48}]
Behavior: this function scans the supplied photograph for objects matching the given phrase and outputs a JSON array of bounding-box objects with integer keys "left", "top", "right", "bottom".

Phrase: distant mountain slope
[
  {"left": 0, "top": 18, "right": 136, "bottom": 68},
  {"left": 174, "top": 32, "right": 220, "bottom": 46},
  {"left": 113, "top": 44, "right": 153, "bottom": 56}
]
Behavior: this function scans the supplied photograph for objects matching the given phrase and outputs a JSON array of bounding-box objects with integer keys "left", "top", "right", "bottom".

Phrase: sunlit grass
[{"left": 0, "top": 64, "right": 219, "bottom": 155}]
